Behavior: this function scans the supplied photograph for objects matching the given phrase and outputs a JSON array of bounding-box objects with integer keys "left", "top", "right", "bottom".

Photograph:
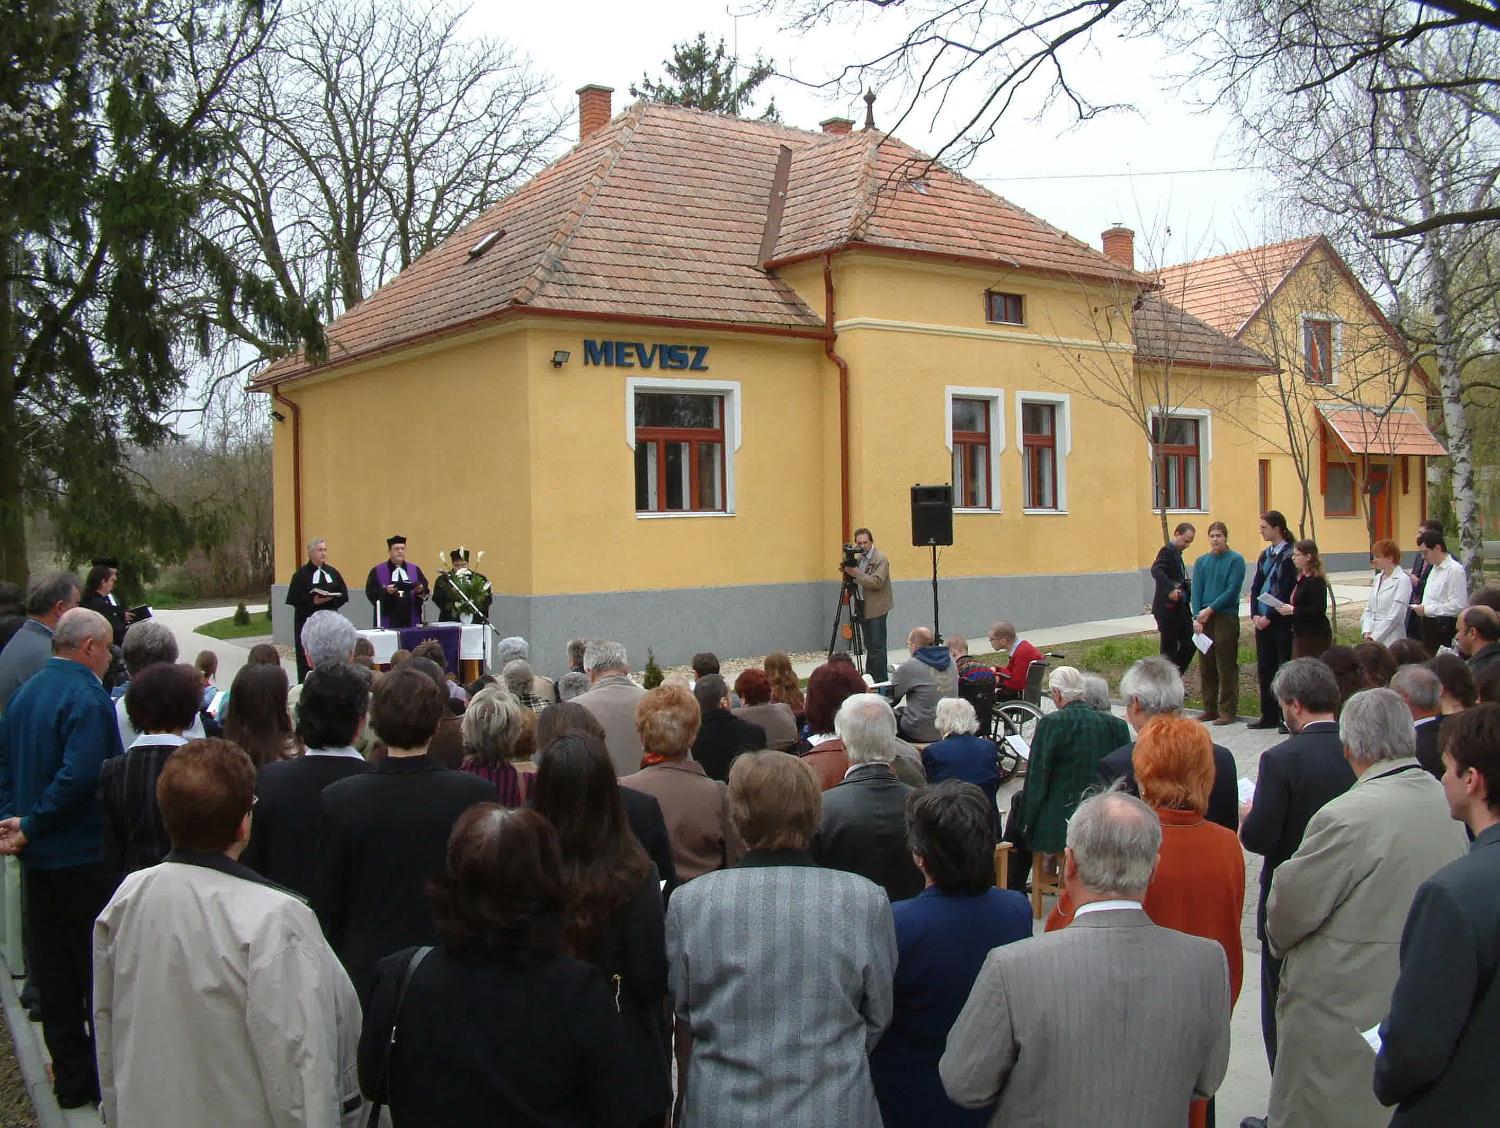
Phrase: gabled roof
[
  {"left": 1132, "top": 294, "right": 1276, "bottom": 373},
  {"left": 253, "top": 101, "right": 1149, "bottom": 387},
  {"left": 1153, "top": 237, "right": 1320, "bottom": 338}
]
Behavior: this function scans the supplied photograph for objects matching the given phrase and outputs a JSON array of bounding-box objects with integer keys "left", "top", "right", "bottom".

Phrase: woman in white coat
[{"left": 1361, "top": 538, "right": 1410, "bottom": 646}]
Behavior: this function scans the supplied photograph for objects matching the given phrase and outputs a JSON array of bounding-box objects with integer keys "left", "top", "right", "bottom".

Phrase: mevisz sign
[{"left": 583, "top": 340, "right": 709, "bottom": 370}]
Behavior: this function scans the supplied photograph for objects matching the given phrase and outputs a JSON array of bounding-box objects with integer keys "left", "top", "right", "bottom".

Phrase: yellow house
[
  {"left": 254, "top": 89, "right": 1282, "bottom": 663},
  {"left": 1157, "top": 237, "right": 1443, "bottom": 570}
]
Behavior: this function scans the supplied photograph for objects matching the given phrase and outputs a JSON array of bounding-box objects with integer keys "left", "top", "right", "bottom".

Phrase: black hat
[
  {"left": 92, "top": 557, "right": 120, "bottom": 569},
  {"left": 449, "top": 548, "right": 469, "bottom": 563},
  {"left": 386, "top": 535, "right": 406, "bottom": 548}
]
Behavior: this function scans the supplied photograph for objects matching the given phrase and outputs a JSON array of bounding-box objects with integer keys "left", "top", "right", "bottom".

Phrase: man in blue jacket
[
  {"left": 0, "top": 607, "right": 123, "bottom": 1109},
  {"left": 1190, "top": 521, "right": 1246, "bottom": 725}
]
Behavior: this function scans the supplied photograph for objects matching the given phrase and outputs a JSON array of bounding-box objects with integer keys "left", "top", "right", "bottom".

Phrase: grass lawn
[
  {"left": 196, "top": 610, "right": 274, "bottom": 640},
  {"left": 977, "top": 614, "right": 1364, "bottom": 718}
]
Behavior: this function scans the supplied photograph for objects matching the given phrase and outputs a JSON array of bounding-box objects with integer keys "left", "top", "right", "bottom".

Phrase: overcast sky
[{"left": 466, "top": 1, "right": 1291, "bottom": 268}]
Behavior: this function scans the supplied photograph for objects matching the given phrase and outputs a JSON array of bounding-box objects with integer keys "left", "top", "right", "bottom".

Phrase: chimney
[
  {"left": 820, "top": 117, "right": 854, "bottom": 135},
  {"left": 577, "top": 85, "right": 614, "bottom": 142},
  {"left": 1101, "top": 225, "right": 1135, "bottom": 270}
]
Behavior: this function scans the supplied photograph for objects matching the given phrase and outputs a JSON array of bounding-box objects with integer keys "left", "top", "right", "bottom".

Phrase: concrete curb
[{"left": 0, "top": 955, "right": 98, "bottom": 1128}]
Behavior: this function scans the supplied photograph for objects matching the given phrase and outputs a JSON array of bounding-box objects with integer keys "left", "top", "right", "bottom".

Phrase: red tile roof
[
  {"left": 1153, "top": 238, "right": 1320, "bottom": 338},
  {"left": 1321, "top": 406, "right": 1447, "bottom": 457},
  {"left": 253, "top": 102, "right": 1155, "bottom": 386},
  {"left": 1132, "top": 294, "right": 1276, "bottom": 372}
]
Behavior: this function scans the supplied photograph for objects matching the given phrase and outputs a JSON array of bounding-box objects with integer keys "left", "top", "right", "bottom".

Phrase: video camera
[{"left": 840, "top": 543, "right": 861, "bottom": 572}]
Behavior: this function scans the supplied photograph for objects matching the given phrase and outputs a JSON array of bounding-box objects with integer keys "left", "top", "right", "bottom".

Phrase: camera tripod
[{"left": 826, "top": 572, "right": 868, "bottom": 664}]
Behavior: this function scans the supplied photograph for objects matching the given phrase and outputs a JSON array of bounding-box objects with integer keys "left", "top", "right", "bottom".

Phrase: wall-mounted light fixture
[
  {"left": 551, "top": 350, "right": 571, "bottom": 369},
  {"left": 270, "top": 409, "right": 286, "bottom": 423}
]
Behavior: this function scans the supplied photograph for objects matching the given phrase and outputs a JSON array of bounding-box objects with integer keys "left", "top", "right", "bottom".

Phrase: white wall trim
[
  {"left": 1146, "top": 405, "right": 1213, "bottom": 512},
  {"left": 625, "top": 376, "right": 742, "bottom": 516},
  {"left": 945, "top": 385, "right": 1007, "bottom": 513},
  {"left": 834, "top": 317, "right": 1135, "bottom": 354},
  {"left": 1014, "top": 390, "right": 1071, "bottom": 511}
]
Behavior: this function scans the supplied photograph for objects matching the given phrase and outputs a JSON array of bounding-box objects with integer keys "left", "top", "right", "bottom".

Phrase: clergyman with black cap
[{"left": 364, "top": 535, "right": 428, "bottom": 629}]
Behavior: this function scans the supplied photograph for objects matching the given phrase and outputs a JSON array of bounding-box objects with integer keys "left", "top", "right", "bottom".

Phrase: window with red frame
[
  {"left": 1319, "top": 422, "right": 1357, "bottom": 516},
  {"left": 634, "top": 392, "right": 725, "bottom": 513},
  {"left": 986, "top": 292, "right": 1025, "bottom": 325},
  {"left": 1022, "top": 402, "right": 1057, "bottom": 509},
  {"left": 1151, "top": 415, "right": 1201, "bottom": 510},
  {"left": 951, "top": 398, "right": 992, "bottom": 508},
  {"left": 1304, "top": 318, "right": 1335, "bottom": 383}
]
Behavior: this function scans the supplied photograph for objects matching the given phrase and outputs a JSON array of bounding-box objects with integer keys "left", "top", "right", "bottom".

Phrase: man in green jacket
[{"left": 1191, "top": 521, "right": 1247, "bottom": 725}]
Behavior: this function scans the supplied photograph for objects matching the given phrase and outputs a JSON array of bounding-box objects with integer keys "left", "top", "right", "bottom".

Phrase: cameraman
[{"left": 843, "top": 527, "right": 892, "bottom": 683}]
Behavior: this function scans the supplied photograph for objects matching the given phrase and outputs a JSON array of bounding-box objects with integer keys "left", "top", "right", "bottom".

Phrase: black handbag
[{"left": 365, "top": 945, "right": 434, "bottom": 1127}]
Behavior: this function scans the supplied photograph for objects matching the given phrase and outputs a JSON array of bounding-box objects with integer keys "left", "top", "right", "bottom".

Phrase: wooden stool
[
  {"left": 1031, "top": 851, "right": 1064, "bottom": 919},
  {"left": 993, "top": 842, "right": 1013, "bottom": 890}
]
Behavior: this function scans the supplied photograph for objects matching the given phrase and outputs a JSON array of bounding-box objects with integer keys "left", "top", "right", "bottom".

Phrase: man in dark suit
[
  {"left": 284, "top": 537, "right": 349, "bottom": 683},
  {"left": 242, "top": 661, "right": 372, "bottom": 898},
  {"left": 313, "top": 665, "right": 495, "bottom": 1002},
  {"left": 812, "top": 694, "right": 923, "bottom": 901},
  {"left": 690, "top": 674, "right": 766, "bottom": 782},
  {"left": 1239, "top": 658, "right": 1355, "bottom": 1071},
  {"left": 1457, "top": 605, "right": 1500, "bottom": 681},
  {"left": 1376, "top": 704, "right": 1500, "bottom": 1124},
  {"left": 1405, "top": 519, "right": 1443, "bottom": 640},
  {"left": 1097, "top": 656, "right": 1239, "bottom": 831},
  {"left": 1151, "top": 523, "right": 1196, "bottom": 674},
  {"left": 1392, "top": 664, "right": 1445, "bottom": 779}
]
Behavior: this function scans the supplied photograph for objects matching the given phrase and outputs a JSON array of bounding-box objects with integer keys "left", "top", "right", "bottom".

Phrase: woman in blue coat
[{"left": 870, "top": 781, "right": 1032, "bottom": 1126}]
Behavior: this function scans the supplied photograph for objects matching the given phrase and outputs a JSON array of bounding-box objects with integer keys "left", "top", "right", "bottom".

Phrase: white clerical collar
[
  {"left": 106, "top": 592, "right": 118, "bottom": 606},
  {"left": 313, "top": 567, "right": 330, "bottom": 584},
  {"left": 128, "top": 733, "right": 190, "bottom": 751},
  {"left": 1075, "top": 899, "right": 1142, "bottom": 917},
  {"left": 391, "top": 565, "right": 408, "bottom": 581},
  {"left": 305, "top": 745, "right": 364, "bottom": 760}
]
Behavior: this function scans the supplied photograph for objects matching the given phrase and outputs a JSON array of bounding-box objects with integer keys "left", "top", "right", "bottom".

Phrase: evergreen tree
[
  {"left": 0, "top": 0, "right": 321, "bottom": 586},
  {"left": 631, "top": 32, "right": 779, "bottom": 120}
]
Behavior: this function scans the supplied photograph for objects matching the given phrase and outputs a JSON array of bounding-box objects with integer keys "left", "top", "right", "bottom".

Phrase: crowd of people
[{"left": 0, "top": 549, "right": 1498, "bottom": 1126}]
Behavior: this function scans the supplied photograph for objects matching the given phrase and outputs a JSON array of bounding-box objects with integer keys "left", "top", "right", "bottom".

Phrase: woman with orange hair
[{"left": 1048, "top": 714, "right": 1245, "bottom": 1128}]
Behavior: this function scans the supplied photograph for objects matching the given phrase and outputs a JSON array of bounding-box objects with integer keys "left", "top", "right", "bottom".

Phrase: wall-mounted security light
[
  {"left": 270, "top": 409, "right": 286, "bottom": 423},
  {"left": 551, "top": 350, "right": 571, "bottom": 369}
]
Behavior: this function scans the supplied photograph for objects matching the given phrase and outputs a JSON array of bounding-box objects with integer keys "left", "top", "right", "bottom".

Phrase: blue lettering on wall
[{"left": 581, "top": 340, "right": 710, "bottom": 370}]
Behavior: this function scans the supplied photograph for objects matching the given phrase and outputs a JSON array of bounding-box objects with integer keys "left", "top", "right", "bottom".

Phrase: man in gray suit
[
  {"left": 0, "top": 573, "right": 80, "bottom": 713},
  {"left": 941, "top": 790, "right": 1231, "bottom": 1124},
  {"left": 570, "top": 639, "right": 647, "bottom": 779}
]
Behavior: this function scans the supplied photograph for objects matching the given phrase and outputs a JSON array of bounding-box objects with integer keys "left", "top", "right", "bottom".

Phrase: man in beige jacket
[
  {"left": 1260, "top": 689, "right": 1468, "bottom": 1128},
  {"left": 844, "top": 527, "right": 893, "bottom": 684},
  {"left": 94, "top": 738, "right": 362, "bottom": 1127}
]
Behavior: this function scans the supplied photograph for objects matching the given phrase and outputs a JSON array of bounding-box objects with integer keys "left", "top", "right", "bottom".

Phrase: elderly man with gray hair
[
  {"left": 1391, "top": 663, "right": 1445, "bottom": 778},
  {"left": 941, "top": 790, "right": 1231, "bottom": 1123},
  {"left": 571, "top": 639, "right": 647, "bottom": 779},
  {"left": 284, "top": 536, "right": 349, "bottom": 682},
  {"left": 1011, "top": 666, "right": 1130, "bottom": 870},
  {"left": 1257, "top": 689, "right": 1467, "bottom": 1128},
  {"left": 812, "top": 694, "right": 924, "bottom": 901},
  {"left": 0, "top": 572, "right": 81, "bottom": 714},
  {"left": 0, "top": 607, "right": 122, "bottom": 1107},
  {"left": 1097, "top": 656, "right": 1241, "bottom": 831}
]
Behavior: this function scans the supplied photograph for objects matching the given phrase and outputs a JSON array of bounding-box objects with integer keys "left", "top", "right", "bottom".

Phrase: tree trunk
[
  {"left": 1428, "top": 249, "right": 1485, "bottom": 589},
  {"left": 0, "top": 237, "right": 28, "bottom": 586}
]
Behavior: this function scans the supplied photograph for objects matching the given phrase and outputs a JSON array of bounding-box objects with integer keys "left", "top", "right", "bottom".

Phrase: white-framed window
[
  {"left": 1148, "top": 406, "right": 1213, "bottom": 512},
  {"left": 1300, "top": 312, "right": 1343, "bottom": 384},
  {"left": 625, "top": 377, "right": 742, "bottom": 516},
  {"left": 1014, "top": 391, "right": 1071, "bottom": 512},
  {"left": 945, "top": 386, "right": 1006, "bottom": 511}
]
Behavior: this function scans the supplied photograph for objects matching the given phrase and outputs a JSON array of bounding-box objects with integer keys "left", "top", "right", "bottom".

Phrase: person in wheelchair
[{"left": 987, "top": 622, "right": 1043, "bottom": 702}]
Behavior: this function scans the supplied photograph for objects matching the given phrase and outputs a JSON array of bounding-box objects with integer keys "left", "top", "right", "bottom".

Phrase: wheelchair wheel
[{"left": 993, "top": 700, "right": 1043, "bottom": 783}]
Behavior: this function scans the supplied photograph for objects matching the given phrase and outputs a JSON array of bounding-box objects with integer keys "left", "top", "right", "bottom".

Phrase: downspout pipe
[
  {"left": 822, "top": 251, "right": 852, "bottom": 544},
  {"left": 271, "top": 384, "right": 303, "bottom": 563}
]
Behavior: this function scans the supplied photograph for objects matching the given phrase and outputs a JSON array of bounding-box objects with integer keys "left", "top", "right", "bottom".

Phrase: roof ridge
[
  {"left": 511, "top": 104, "right": 647, "bottom": 306},
  {"left": 1159, "top": 235, "right": 1321, "bottom": 275},
  {"left": 846, "top": 133, "right": 887, "bottom": 242}
]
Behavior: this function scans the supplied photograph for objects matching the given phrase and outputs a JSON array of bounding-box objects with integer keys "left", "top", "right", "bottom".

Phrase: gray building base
[{"left": 273, "top": 569, "right": 1152, "bottom": 673}]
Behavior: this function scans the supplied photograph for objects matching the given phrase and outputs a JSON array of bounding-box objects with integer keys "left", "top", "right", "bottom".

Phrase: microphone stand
[{"left": 441, "top": 571, "right": 494, "bottom": 675}]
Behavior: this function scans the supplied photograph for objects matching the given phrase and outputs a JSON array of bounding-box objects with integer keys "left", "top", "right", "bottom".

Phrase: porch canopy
[{"left": 1319, "top": 405, "right": 1447, "bottom": 457}]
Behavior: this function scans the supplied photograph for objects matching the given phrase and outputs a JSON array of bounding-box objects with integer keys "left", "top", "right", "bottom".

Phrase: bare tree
[
  {"left": 185, "top": 0, "right": 566, "bottom": 404},
  {"left": 1221, "top": 30, "right": 1497, "bottom": 586},
  {"left": 769, "top": 0, "right": 1499, "bottom": 236}
]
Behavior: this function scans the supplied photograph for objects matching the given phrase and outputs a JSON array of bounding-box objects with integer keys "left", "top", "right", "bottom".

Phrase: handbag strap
[{"left": 366, "top": 945, "right": 433, "bottom": 1127}]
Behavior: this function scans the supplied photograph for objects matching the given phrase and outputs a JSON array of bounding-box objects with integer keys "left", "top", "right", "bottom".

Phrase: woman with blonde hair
[
  {"left": 1047, "top": 714, "right": 1244, "bottom": 1128},
  {"left": 460, "top": 686, "right": 537, "bottom": 807}
]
